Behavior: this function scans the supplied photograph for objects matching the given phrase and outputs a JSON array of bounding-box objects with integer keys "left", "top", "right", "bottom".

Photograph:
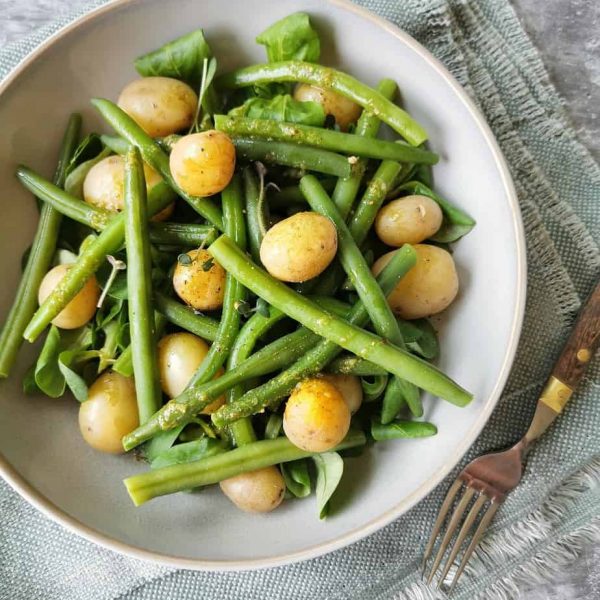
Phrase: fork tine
[
  {"left": 425, "top": 486, "right": 476, "bottom": 584},
  {"left": 436, "top": 493, "right": 488, "bottom": 589},
  {"left": 422, "top": 479, "right": 463, "bottom": 573},
  {"left": 447, "top": 501, "right": 500, "bottom": 594}
]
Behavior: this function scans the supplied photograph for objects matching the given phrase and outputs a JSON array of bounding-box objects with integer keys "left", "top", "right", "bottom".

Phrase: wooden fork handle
[
  {"left": 551, "top": 280, "right": 600, "bottom": 388},
  {"left": 525, "top": 280, "right": 600, "bottom": 444}
]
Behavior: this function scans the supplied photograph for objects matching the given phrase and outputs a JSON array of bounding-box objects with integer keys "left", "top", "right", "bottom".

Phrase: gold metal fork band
[{"left": 539, "top": 376, "right": 573, "bottom": 413}]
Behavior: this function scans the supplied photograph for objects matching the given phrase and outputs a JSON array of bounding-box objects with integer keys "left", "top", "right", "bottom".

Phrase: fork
[{"left": 422, "top": 280, "right": 600, "bottom": 593}]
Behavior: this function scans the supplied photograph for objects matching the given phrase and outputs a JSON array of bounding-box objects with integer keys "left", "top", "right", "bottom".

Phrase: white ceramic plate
[{"left": 0, "top": 0, "right": 525, "bottom": 570}]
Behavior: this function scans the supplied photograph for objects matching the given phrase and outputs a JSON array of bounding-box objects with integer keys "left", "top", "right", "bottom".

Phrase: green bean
[
  {"left": 381, "top": 378, "right": 422, "bottom": 422},
  {"left": 242, "top": 167, "right": 265, "bottom": 264},
  {"left": 209, "top": 236, "right": 472, "bottom": 420},
  {"left": 186, "top": 177, "right": 246, "bottom": 390},
  {"left": 217, "top": 62, "right": 427, "bottom": 146},
  {"left": 327, "top": 355, "right": 387, "bottom": 377},
  {"left": 348, "top": 160, "right": 404, "bottom": 245},
  {"left": 211, "top": 244, "right": 418, "bottom": 427},
  {"left": 147, "top": 223, "right": 218, "bottom": 247},
  {"left": 332, "top": 78, "right": 397, "bottom": 219},
  {"left": 22, "top": 180, "right": 177, "bottom": 342},
  {"left": 91, "top": 98, "right": 224, "bottom": 231},
  {"left": 268, "top": 179, "right": 336, "bottom": 210},
  {"left": 215, "top": 116, "right": 437, "bottom": 165},
  {"left": 0, "top": 114, "right": 81, "bottom": 377},
  {"left": 124, "top": 147, "right": 162, "bottom": 423},
  {"left": 153, "top": 292, "right": 219, "bottom": 340},
  {"left": 312, "top": 169, "right": 423, "bottom": 423},
  {"left": 124, "top": 429, "right": 366, "bottom": 505},
  {"left": 122, "top": 327, "right": 322, "bottom": 450},
  {"left": 113, "top": 312, "right": 166, "bottom": 378},
  {"left": 370, "top": 418, "right": 437, "bottom": 441},
  {"left": 311, "top": 158, "right": 402, "bottom": 297},
  {"left": 227, "top": 307, "right": 285, "bottom": 447},
  {"left": 16, "top": 165, "right": 113, "bottom": 229},
  {"left": 301, "top": 176, "right": 409, "bottom": 345},
  {"left": 16, "top": 167, "right": 215, "bottom": 248},
  {"left": 302, "top": 175, "right": 420, "bottom": 420},
  {"left": 230, "top": 136, "right": 352, "bottom": 178}
]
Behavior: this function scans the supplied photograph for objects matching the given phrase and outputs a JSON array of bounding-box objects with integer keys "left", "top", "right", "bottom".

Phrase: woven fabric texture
[{"left": 0, "top": 0, "right": 599, "bottom": 598}]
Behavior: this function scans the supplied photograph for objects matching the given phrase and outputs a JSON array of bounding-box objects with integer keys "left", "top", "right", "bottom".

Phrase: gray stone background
[{"left": 0, "top": 0, "right": 598, "bottom": 598}]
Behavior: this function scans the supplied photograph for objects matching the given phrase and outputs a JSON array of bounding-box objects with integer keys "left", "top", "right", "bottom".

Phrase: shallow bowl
[{"left": 0, "top": 0, "right": 525, "bottom": 570}]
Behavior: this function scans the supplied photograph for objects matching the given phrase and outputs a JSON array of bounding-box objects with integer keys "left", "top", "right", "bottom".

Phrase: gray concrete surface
[{"left": 0, "top": 0, "right": 598, "bottom": 598}]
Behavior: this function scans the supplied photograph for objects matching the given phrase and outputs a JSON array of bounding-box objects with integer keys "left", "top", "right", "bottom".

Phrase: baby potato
[
  {"left": 172, "top": 249, "right": 226, "bottom": 311},
  {"left": 220, "top": 466, "right": 285, "bottom": 513},
  {"left": 260, "top": 212, "right": 337, "bottom": 282},
  {"left": 117, "top": 76, "right": 198, "bottom": 138},
  {"left": 372, "top": 244, "right": 459, "bottom": 320},
  {"left": 38, "top": 264, "right": 99, "bottom": 329},
  {"left": 321, "top": 374, "right": 363, "bottom": 414},
  {"left": 78, "top": 371, "right": 139, "bottom": 454},
  {"left": 294, "top": 83, "right": 361, "bottom": 131},
  {"left": 283, "top": 378, "right": 350, "bottom": 452},
  {"left": 169, "top": 131, "right": 236, "bottom": 197},
  {"left": 157, "top": 332, "right": 225, "bottom": 413},
  {"left": 375, "top": 195, "right": 443, "bottom": 246},
  {"left": 83, "top": 155, "right": 174, "bottom": 221}
]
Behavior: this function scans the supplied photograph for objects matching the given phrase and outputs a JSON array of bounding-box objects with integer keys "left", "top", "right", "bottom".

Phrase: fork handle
[{"left": 525, "top": 280, "right": 600, "bottom": 444}]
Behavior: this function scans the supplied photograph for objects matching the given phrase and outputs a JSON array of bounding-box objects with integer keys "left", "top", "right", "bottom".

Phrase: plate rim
[{"left": 0, "top": 0, "right": 527, "bottom": 572}]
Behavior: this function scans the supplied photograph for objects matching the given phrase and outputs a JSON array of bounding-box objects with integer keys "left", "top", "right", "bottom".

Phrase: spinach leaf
[
  {"left": 256, "top": 12, "right": 320, "bottom": 63},
  {"left": 396, "top": 318, "right": 439, "bottom": 360},
  {"left": 144, "top": 426, "right": 186, "bottom": 463},
  {"left": 229, "top": 95, "right": 325, "bottom": 127},
  {"left": 65, "top": 134, "right": 103, "bottom": 179},
  {"left": 397, "top": 181, "right": 476, "bottom": 243},
  {"left": 281, "top": 459, "right": 311, "bottom": 498},
  {"left": 32, "top": 326, "right": 64, "bottom": 397},
  {"left": 313, "top": 452, "right": 344, "bottom": 519},
  {"left": 29, "top": 326, "right": 95, "bottom": 399},
  {"left": 150, "top": 437, "right": 228, "bottom": 469},
  {"left": 57, "top": 349, "right": 91, "bottom": 402},
  {"left": 96, "top": 297, "right": 124, "bottom": 329},
  {"left": 135, "top": 29, "right": 212, "bottom": 89},
  {"left": 189, "top": 57, "right": 218, "bottom": 133}
]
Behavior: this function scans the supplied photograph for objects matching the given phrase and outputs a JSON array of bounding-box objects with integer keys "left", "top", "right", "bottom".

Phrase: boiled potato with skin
[
  {"left": 321, "top": 374, "right": 363, "bottom": 414},
  {"left": 375, "top": 195, "right": 443, "bottom": 246},
  {"left": 83, "top": 155, "right": 174, "bottom": 221},
  {"left": 283, "top": 378, "right": 350, "bottom": 452},
  {"left": 117, "top": 76, "right": 198, "bottom": 138},
  {"left": 172, "top": 249, "right": 226, "bottom": 311},
  {"left": 294, "top": 84, "right": 361, "bottom": 131},
  {"left": 38, "top": 264, "right": 99, "bottom": 329},
  {"left": 157, "top": 332, "right": 224, "bottom": 413},
  {"left": 372, "top": 244, "right": 458, "bottom": 320},
  {"left": 169, "top": 131, "right": 236, "bottom": 197},
  {"left": 220, "top": 466, "right": 285, "bottom": 513},
  {"left": 78, "top": 371, "right": 139, "bottom": 454},
  {"left": 260, "top": 212, "right": 337, "bottom": 282}
]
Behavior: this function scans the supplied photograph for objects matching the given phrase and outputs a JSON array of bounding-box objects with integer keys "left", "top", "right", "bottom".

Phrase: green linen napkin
[{"left": 0, "top": 1, "right": 599, "bottom": 599}]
